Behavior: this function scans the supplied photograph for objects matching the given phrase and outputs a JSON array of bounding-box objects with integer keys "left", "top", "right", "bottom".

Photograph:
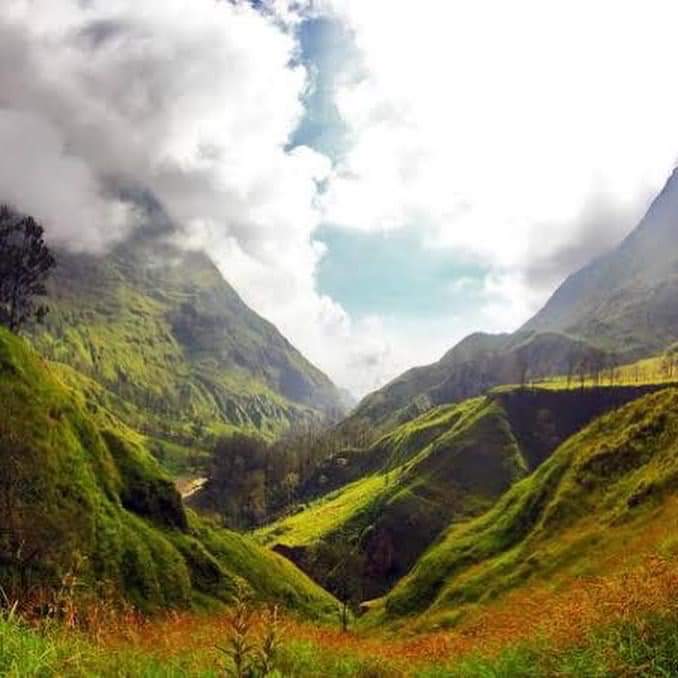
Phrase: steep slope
[
  {"left": 0, "top": 328, "right": 336, "bottom": 617},
  {"left": 376, "top": 387, "right": 678, "bottom": 630},
  {"left": 524, "top": 167, "right": 678, "bottom": 352},
  {"left": 350, "top": 168, "right": 678, "bottom": 430},
  {"left": 259, "top": 384, "right": 664, "bottom": 598},
  {"left": 33, "top": 237, "right": 345, "bottom": 442}
]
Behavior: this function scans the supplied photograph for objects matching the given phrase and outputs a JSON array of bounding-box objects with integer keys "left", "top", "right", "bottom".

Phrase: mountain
[
  {"left": 32, "top": 236, "right": 345, "bottom": 444},
  {"left": 349, "top": 331, "right": 607, "bottom": 429},
  {"left": 524, "top": 167, "right": 678, "bottom": 353},
  {"left": 350, "top": 168, "right": 678, "bottom": 430},
  {"left": 374, "top": 386, "right": 678, "bottom": 630},
  {"left": 0, "top": 327, "right": 337, "bottom": 616}
]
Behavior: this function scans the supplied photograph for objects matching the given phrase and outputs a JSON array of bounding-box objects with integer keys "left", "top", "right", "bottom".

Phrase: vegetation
[
  {"left": 257, "top": 384, "right": 667, "bottom": 602},
  {"left": 0, "top": 327, "right": 336, "bottom": 618},
  {"left": 4, "top": 171, "right": 678, "bottom": 674},
  {"left": 30, "top": 239, "right": 345, "bottom": 467},
  {"left": 1, "top": 553, "right": 677, "bottom": 675},
  {"left": 192, "top": 420, "right": 376, "bottom": 528},
  {"left": 377, "top": 388, "right": 678, "bottom": 629},
  {"left": 347, "top": 331, "right": 613, "bottom": 431},
  {"left": 0, "top": 205, "right": 56, "bottom": 332}
]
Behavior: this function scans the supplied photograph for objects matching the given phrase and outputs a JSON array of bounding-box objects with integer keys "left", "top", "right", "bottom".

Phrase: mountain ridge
[{"left": 32, "top": 236, "right": 346, "bottom": 445}]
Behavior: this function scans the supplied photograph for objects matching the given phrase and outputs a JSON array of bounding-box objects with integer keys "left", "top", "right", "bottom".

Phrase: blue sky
[
  {"left": 315, "top": 225, "right": 485, "bottom": 320},
  {"left": 293, "top": 16, "right": 489, "bottom": 336}
]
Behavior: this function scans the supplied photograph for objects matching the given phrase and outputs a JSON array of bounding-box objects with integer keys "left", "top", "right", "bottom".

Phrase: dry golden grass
[{"left": 79, "top": 552, "right": 676, "bottom": 673}]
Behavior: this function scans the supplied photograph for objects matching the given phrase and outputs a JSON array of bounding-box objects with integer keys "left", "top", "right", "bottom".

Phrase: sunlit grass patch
[{"left": 256, "top": 474, "right": 388, "bottom": 546}]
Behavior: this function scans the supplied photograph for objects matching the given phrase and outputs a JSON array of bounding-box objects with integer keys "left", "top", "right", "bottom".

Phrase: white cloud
[
  {"left": 4, "top": 0, "right": 678, "bottom": 398},
  {"left": 321, "top": 0, "right": 678, "bottom": 314},
  {"left": 0, "top": 0, "right": 395, "bottom": 396}
]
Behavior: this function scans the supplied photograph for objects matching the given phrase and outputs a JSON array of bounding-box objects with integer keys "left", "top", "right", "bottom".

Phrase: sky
[{"left": 1, "top": 1, "right": 678, "bottom": 397}]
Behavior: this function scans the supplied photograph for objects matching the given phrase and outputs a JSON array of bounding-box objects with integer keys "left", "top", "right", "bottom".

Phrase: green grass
[
  {"left": 377, "top": 387, "right": 678, "bottom": 628},
  {"left": 257, "top": 474, "right": 389, "bottom": 547},
  {"left": 0, "top": 328, "right": 336, "bottom": 618},
  {"left": 33, "top": 243, "right": 343, "bottom": 452},
  {"left": 534, "top": 352, "right": 678, "bottom": 391},
  {"left": 2, "top": 603, "right": 677, "bottom": 676},
  {"left": 259, "top": 384, "right": 663, "bottom": 601},
  {"left": 421, "top": 612, "right": 678, "bottom": 677}
]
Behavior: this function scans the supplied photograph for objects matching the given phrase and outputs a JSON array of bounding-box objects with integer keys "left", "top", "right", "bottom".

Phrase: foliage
[
  {"left": 257, "top": 384, "right": 663, "bottom": 601},
  {"left": 196, "top": 420, "right": 377, "bottom": 529},
  {"left": 30, "top": 241, "right": 344, "bottom": 461},
  {"left": 1, "top": 560, "right": 678, "bottom": 676},
  {"left": 0, "top": 205, "right": 55, "bottom": 332},
  {"left": 218, "top": 583, "right": 258, "bottom": 677},
  {"left": 217, "top": 586, "right": 285, "bottom": 677},
  {"left": 379, "top": 388, "right": 678, "bottom": 627}
]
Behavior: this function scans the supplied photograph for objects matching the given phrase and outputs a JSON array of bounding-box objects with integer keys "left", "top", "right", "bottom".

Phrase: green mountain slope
[
  {"left": 259, "top": 384, "right": 664, "bottom": 598},
  {"left": 375, "top": 387, "right": 678, "bottom": 630},
  {"left": 33, "top": 237, "right": 345, "bottom": 444},
  {"left": 0, "top": 328, "right": 336, "bottom": 617}
]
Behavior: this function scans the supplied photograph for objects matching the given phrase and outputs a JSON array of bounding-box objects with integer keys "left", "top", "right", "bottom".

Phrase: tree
[
  {"left": 566, "top": 351, "right": 577, "bottom": 388},
  {"left": 0, "top": 205, "right": 56, "bottom": 332},
  {"left": 311, "top": 534, "right": 366, "bottom": 632},
  {"left": 206, "top": 433, "right": 269, "bottom": 529}
]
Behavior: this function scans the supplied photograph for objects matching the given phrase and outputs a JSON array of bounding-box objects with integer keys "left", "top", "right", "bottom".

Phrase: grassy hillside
[
  {"left": 33, "top": 238, "right": 344, "bottom": 450},
  {"left": 0, "top": 328, "right": 336, "bottom": 618},
  {"left": 258, "top": 385, "right": 663, "bottom": 598},
  {"left": 2, "top": 549, "right": 677, "bottom": 676},
  {"left": 375, "top": 387, "right": 678, "bottom": 630}
]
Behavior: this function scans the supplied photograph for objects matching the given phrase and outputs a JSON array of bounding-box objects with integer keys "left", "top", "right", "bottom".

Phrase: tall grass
[{"left": 1, "top": 603, "right": 678, "bottom": 677}]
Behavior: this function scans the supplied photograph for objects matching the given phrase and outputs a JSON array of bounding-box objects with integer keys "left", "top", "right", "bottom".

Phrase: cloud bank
[
  {"left": 320, "top": 0, "right": 678, "bottom": 314},
  {"left": 0, "top": 0, "right": 379, "bottom": 393},
  {"left": 3, "top": 0, "right": 678, "bottom": 397}
]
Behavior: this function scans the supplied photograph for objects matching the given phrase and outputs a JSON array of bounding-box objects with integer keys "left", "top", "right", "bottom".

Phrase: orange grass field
[{"left": 88, "top": 552, "right": 677, "bottom": 673}]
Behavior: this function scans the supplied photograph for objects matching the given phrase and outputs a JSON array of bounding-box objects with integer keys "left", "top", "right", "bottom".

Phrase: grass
[
  {"left": 256, "top": 474, "right": 389, "bottom": 547},
  {"left": 534, "top": 352, "right": 678, "bottom": 391},
  {"left": 0, "top": 327, "right": 337, "bottom": 618},
  {"left": 32, "top": 242, "right": 343, "bottom": 458},
  {"left": 259, "top": 383, "right": 669, "bottom": 601},
  {"left": 377, "top": 388, "right": 678, "bottom": 628},
  {"left": 2, "top": 553, "right": 678, "bottom": 676}
]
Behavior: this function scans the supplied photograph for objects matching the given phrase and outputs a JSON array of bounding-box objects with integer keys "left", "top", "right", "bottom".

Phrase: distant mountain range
[{"left": 350, "top": 168, "right": 678, "bottom": 429}]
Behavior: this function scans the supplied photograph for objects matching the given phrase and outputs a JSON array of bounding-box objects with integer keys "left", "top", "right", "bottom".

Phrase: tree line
[{"left": 199, "top": 419, "right": 376, "bottom": 530}]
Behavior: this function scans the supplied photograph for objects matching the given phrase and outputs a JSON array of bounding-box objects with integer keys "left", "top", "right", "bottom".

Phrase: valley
[
  {"left": 3, "top": 3, "right": 678, "bottom": 676},
  {"left": 3, "top": 166, "right": 678, "bottom": 675}
]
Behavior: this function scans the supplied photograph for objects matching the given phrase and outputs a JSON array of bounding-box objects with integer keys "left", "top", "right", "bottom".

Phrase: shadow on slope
[{"left": 261, "top": 384, "right": 666, "bottom": 599}]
